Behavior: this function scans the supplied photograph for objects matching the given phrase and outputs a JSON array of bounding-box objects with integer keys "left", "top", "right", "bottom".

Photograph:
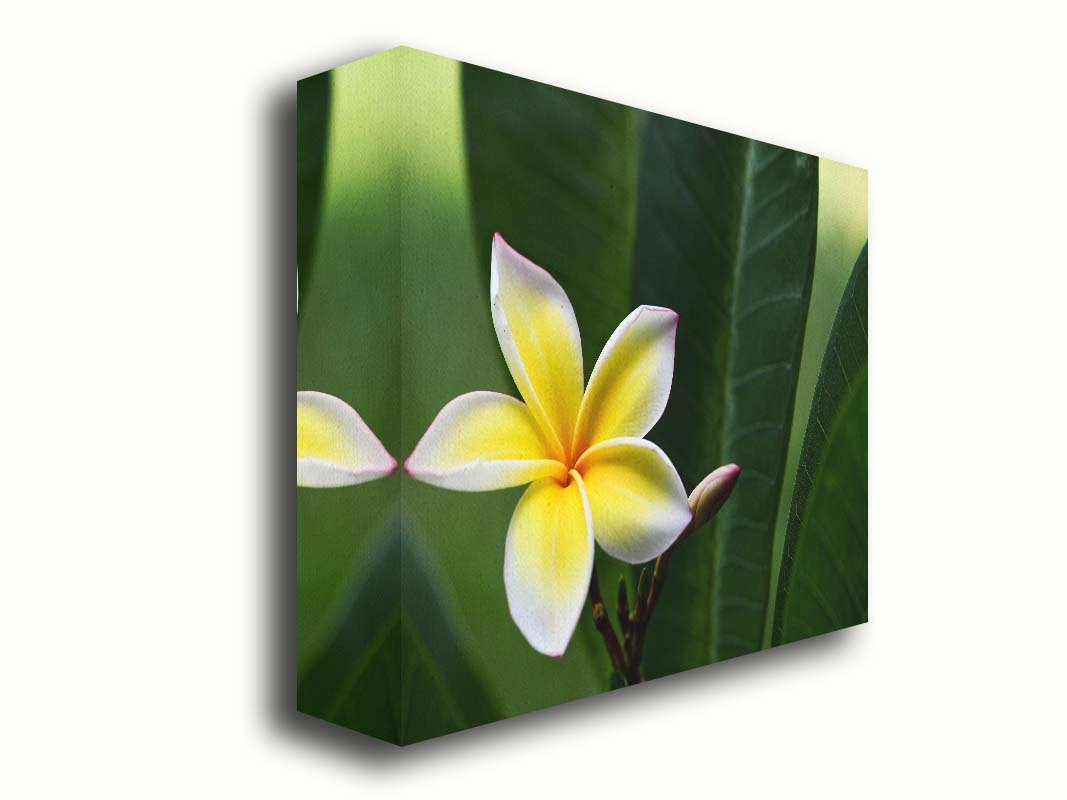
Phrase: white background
[{"left": 3, "top": 1, "right": 1065, "bottom": 797}]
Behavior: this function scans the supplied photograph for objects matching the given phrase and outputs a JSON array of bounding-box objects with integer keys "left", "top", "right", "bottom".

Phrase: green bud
[{"left": 635, "top": 567, "right": 651, "bottom": 612}]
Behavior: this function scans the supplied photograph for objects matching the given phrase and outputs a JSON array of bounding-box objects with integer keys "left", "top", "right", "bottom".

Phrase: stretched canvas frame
[{"left": 296, "top": 46, "right": 868, "bottom": 745}]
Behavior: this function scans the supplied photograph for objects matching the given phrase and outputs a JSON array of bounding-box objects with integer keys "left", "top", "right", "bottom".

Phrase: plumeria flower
[
  {"left": 297, "top": 391, "right": 396, "bottom": 487},
  {"left": 406, "top": 234, "right": 692, "bottom": 656}
]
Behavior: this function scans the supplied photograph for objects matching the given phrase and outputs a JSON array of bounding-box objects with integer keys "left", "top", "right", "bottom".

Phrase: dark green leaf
[
  {"left": 297, "top": 519, "right": 401, "bottom": 742},
  {"left": 772, "top": 244, "right": 868, "bottom": 644},
  {"left": 461, "top": 63, "right": 639, "bottom": 367},
  {"left": 631, "top": 117, "right": 820, "bottom": 673},
  {"left": 296, "top": 71, "right": 330, "bottom": 301},
  {"left": 298, "top": 524, "right": 501, "bottom": 745}
]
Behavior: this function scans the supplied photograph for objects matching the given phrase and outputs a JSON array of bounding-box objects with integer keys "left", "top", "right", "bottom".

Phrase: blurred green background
[{"left": 296, "top": 47, "right": 867, "bottom": 744}]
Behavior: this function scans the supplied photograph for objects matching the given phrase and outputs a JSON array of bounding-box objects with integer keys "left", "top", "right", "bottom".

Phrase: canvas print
[{"left": 296, "top": 46, "right": 868, "bottom": 745}]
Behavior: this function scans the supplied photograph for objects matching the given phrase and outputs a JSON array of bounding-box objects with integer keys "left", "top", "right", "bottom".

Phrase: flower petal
[
  {"left": 575, "top": 437, "right": 692, "bottom": 564},
  {"left": 405, "top": 391, "right": 566, "bottom": 491},
  {"left": 491, "top": 234, "right": 584, "bottom": 461},
  {"left": 504, "top": 474, "right": 594, "bottom": 656},
  {"left": 572, "top": 305, "right": 678, "bottom": 454},
  {"left": 297, "top": 391, "right": 396, "bottom": 488}
]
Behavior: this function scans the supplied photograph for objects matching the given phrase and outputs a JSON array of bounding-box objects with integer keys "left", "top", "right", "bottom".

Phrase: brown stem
[
  {"left": 616, "top": 576, "right": 631, "bottom": 640},
  {"left": 645, "top": 549, "right": 672, "bottom": 626},
  {"left": 589, "top": 565, "right": 627, "bottom": 676}
]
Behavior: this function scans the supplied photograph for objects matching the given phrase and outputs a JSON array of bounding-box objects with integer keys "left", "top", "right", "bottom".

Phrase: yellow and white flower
[
  {"left": 297, "top": 390, "right": 396, "bottom": 488},
  {"left": 406, "top": 234, "right": 692, "bottom": 656}
]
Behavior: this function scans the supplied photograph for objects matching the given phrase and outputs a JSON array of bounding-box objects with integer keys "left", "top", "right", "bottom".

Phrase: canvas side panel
[
  {"left": 296, "top": 52, "right": 403, "bottom": 743},
  {"left": 392, "top": 47, "right": 509, "bottom": 744}
]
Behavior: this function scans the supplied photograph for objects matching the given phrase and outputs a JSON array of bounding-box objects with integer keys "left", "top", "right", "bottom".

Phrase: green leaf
[
  {"left": 768, "top": 160, "right": 868, "bottom": 628},
  {"left": 630, "top": 117, "right": 820, "bottom": 673},
  {"left": 298, "top": 522, "right": 501, "bottom": 745},
  {"left": 297, "top": 520, "right": 401, "bottom": 742},
  {"left": 296, "top": 70, "right": 331, "bottom": 301},
  {"left": 772, "top": 244, "right": 868, "bottom": 644},
  {"left": 461, "top": 63, "right": 639, "bottom": 367}
]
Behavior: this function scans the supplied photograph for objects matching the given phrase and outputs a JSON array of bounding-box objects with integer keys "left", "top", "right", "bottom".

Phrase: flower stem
[
  {"left": 588, "top": 464, "right": 741, "bottom": 686},
  {"left": 588, "top": 565, "right": 626, "bottom": 676},
  {"left": 643, "top": 517, "right": 691, "bottom": 637},
  {"left": 623, "top": 529, "right": 682, "bottom": 686},
  {"left": 590, "top": 529, "right": 690, "bottom": 685}
]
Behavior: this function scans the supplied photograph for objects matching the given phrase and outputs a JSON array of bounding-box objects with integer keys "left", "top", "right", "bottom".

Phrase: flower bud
[
  {"left": 688, "top": 464, "right": 741, "bottom": 530},
  {"left": 635, "top": 567, "right": 651, "bottom": 612}
]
